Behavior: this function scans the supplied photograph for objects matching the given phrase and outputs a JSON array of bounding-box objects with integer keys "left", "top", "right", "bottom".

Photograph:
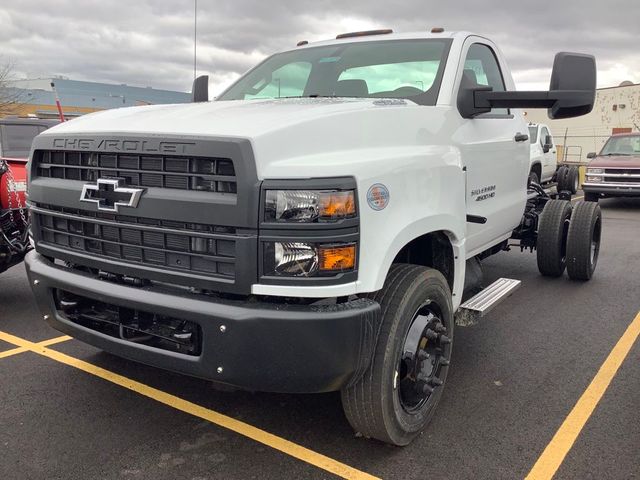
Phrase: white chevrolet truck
[
  {"left": 528, "top": 122, "right": 580, "bottom": 193},
  {"left": 25, "top": 30, "right": 600, "bottom": 445}
]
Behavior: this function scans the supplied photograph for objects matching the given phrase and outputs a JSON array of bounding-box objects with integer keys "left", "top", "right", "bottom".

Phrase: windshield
[
  {"left": 218, "top": 39, "right": 452, "bottom": 106},
  {"left": 528, "top": 126, "right": 538, "bottom": 144},
  {"left": 600, "top": 135, "right": 640, "bottom": 156}
]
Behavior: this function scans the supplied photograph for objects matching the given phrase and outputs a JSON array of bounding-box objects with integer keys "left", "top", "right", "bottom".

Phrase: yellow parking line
[
  {"left": 0, "top": 335, "right": 71, "bottom": 360},
  {"left": 571, "top": 195, "right": 584, "bottom": 202},
  {"left": 0, "top": 346, "right": 28, "bottom": 358},
  {"left": 526, "top": 311, "right": 640, "bottom": 480},
  {"left": 0, "top": 330, "right": 378, "bottom": 480}
]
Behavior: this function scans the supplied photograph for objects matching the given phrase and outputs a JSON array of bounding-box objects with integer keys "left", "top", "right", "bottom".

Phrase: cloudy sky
[{"left": 1, "top": 1, "right": 639, "bottom": 95}]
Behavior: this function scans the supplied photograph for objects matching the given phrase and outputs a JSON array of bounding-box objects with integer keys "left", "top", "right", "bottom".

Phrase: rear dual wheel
[
  {"left": 557, "top": 166, "right": 579, "bottom": 194},
  {"left": 537, "top": 199, "right": 572, "bottom": 277},
  {"left": 566, "top": 201, "right": 602, "bottom": 280},
  {"left": 537, "top": 199, "right": 601, "bottom": 280},
  {"left": 341, "top": 264, "right": 453, "bottom": 446}
]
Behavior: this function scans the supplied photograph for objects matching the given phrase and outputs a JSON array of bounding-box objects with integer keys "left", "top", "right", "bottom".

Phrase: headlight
[
  {"left": 587, "top": 168, "right": 604, "bottom": 175},
  {"left": 265, "top": 190, "right": 356, "bottom": 223},
  {"left": 264, "top": 241, "right": 356, "bottom": 277},
  {"left": 586, "top": 176, "right": 603, "bottom": 183}
]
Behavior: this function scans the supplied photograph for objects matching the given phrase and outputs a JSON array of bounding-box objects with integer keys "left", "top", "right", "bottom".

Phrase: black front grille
[
  {"left": 34, "top": 206, "right": 237, "bottom": 278},
  {"left": 55, "top": 289, "right": 202, "bottom": 356},
  {"left": 604, "top": 168, "right": 640, "bottom": 183},
  {"left": 35, "top": 150, "right": 237, "bottom": 193}
]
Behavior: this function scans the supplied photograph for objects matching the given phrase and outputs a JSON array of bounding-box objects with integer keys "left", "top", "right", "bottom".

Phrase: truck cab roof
[{"left": 293, "top": 30, "right": 474, "bottom": 50}]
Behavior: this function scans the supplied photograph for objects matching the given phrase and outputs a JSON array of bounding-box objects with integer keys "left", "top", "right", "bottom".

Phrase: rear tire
[
  {"left": 555, "top": 166, "right": 568, "bottom": 189},
  {"left": 566, "top": 166, "right": 579, "bottom": 194},
  {"left": 537, "top": 199, "right": 572, "bottom": 277},
  {"left": 566, "top": 201, "right": 602, "bottom": 281},
  {"left": 341, "top": 264, "right": 453, "bottom": 446}
]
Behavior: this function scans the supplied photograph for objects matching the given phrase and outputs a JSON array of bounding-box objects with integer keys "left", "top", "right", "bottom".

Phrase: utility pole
[{"left": 193, "top": 0, "right": 197, "bottom": 82}]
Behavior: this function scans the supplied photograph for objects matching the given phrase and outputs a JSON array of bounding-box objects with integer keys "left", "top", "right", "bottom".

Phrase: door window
[
  {"left": 540, "top": 127, "right": 552, "bottom": 147},
  {"left": 463, "top": 43, "right": 508, "bottom": 115}
]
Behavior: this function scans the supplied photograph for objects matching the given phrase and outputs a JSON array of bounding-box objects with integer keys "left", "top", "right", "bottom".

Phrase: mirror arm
[{"left": 475, "top": 90, "right": 594, "bottom": 110}]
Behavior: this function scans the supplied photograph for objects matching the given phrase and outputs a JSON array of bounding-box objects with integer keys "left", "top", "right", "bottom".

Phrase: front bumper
[
  {"left": 25, "top": 251, "right": 380, "bottom": 393},
  {"left": 582, "top": 182, "right": 640, "bottom": 197}
]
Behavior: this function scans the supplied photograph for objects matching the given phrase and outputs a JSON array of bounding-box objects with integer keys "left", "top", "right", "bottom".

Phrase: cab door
[{"left": 453, "top": 40, "right": 529, "bottom": 257}]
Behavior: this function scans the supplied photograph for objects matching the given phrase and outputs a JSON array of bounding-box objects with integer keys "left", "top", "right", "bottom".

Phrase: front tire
[{"left": 341, "top": 264, "right": 453, "bottom": 446}]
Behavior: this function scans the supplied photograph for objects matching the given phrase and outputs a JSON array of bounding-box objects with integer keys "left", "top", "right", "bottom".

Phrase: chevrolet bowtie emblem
[{"left": 80, "top": 178, "right": 145, "bottom": 213}]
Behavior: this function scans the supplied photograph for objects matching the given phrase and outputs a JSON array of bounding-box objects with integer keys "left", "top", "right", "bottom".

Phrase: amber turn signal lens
[
  {"left": 319, "top": 244, "right": 356, "bottom": 272},
  {"left": 318, "top": 191, "right": 356, "bottom": 219}
]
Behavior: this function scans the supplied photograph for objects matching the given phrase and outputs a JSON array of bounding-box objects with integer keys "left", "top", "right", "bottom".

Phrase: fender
[{"left": 364, "top": 217, "right": 466, "bottom": 309}]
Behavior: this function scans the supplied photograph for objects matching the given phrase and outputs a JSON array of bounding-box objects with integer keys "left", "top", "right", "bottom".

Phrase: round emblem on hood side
[{"left": 367, "top": 183, "right": 390, "bottom": 211}]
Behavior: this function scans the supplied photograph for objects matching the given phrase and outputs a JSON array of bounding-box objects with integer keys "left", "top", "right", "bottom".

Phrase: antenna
[{"left": 193, "top": 0, "right": 197, "bottom": 82}]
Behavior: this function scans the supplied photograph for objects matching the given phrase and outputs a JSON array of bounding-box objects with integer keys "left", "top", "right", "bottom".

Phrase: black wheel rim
[{"left": 397, "top": 302, "right": 452, "bottom": 413}]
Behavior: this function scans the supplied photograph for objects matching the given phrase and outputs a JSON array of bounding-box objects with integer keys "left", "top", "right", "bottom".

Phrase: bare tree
[{"left": 0, "top": 61, "right": 24, "bottom": 116}]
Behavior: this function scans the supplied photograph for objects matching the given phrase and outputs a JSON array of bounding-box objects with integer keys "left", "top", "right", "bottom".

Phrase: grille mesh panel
[
  {"left": 35, "top": 207, "right": 237, "bottom": 278},
  {"left": 35, "top": 150, "right": 237, "bottom": 193}
]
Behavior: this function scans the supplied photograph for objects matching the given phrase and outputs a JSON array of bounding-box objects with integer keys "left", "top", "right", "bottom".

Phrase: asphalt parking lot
[{"left": 1, "top": 197, "right": 639, "bottom": 480}]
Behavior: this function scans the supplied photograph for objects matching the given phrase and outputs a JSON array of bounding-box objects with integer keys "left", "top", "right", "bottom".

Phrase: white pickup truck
[
  {"left": 25, "top": 29, "right": 600, "bottom": 445},
  {"left": 528, "top": 122, "right": 580, "bottom": 193},
  {"left": 528, "top": 122, "right": 558, "bottom": 183}
]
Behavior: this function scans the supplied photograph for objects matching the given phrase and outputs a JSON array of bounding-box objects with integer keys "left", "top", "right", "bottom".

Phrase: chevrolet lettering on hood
[{"left": 52, "top": 138, "right": 196, "bottom": 154}]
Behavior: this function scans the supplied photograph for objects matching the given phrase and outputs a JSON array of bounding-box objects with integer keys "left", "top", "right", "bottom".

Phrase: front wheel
[{"left": 341, "top": 264, "right": 453, "bottom": 446}]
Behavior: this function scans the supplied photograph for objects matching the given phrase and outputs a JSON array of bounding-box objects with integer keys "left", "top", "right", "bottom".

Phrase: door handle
[{"left": 514, "top": 133, "right": 529, "bottom": 142}]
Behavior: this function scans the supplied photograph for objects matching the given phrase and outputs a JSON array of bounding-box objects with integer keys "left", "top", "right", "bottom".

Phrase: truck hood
[
  {"left": 589, "top": 155, "right": 640, "bottom": 168},
  {"left": 41, "top": 97, "right": 414, "bottom": 139},
  {"left": 39, "top": 97, "right": 437, "bottom": 178}
]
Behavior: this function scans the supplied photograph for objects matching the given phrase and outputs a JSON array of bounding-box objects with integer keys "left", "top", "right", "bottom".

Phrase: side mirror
[
  {"left": 542, "top": 144, "right": 550, "bottom": 154},
  {"left": 587, "top": 152, "right": 597, "bottom": 159},
  {"left": 461, "top": 52, "right": 596, "bottom": 119},
  {"left": 543, "top": 134, "right": 553, "bottom": 153},
  {"left": 191, "top": 75, "right": 209, "bottom": 102}
]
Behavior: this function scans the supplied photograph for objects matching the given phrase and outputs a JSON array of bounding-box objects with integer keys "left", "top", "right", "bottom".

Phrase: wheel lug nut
[
  {"left": 417, "top": 350, "right": 428, "bottom": 360},
  {"left": 422, "top": 384, "right": 434, "bottom": 395},
  {"left": 435, "top": 323, "right": 447, "bottom": 333},
  {"left": 425, "top": 329, "right": 438, "bottom": 340},
  {"left": 431, "top": 377, "right": 444, "bottom": 386},
  {"left": 439, "top": 335, "right": 452, "bottom": 345},
  {"left": 440, "top": 358, "right": 450, "bottom": 366}
]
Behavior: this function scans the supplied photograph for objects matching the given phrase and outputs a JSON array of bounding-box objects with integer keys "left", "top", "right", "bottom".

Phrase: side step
[{"left": 455, "top": 278, "right": 521, "bottom": 326}]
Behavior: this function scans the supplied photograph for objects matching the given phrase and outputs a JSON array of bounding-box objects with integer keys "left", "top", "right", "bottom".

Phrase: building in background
[
  {"left": 525, "top": 81, "right": 640, "bottom": 163},
  {"left": 2, "top": 77, "right": 190, "bottom": 118}
]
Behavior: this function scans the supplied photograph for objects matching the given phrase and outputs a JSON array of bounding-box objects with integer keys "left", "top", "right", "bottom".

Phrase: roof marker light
[
  {"left": 336, "top": 29, "right": 393, "bottom": 39},
  {"left": 431, "top": 27, "right": 445, "bottom": 33},
  {"left": 297, "top": 40, "right": 308, "bottom": 46}
]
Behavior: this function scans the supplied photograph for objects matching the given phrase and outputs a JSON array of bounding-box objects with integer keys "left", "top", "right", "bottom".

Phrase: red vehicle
[
  {"left": 0, "top": 117, "right": 58, "bottom": 273},
  {"left": 584, "top": 132, "right": 640, "bottom": 202}
]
